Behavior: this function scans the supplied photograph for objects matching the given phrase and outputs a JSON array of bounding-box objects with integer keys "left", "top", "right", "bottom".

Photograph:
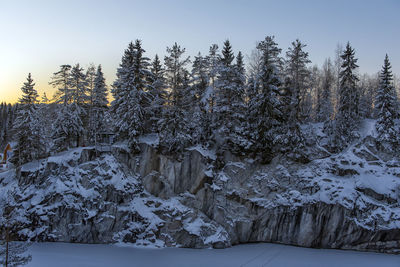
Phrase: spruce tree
[
  {"left": 206, "top": 44, "right": 220, "bottom": 113},
  {"left": 70, "top": 63, "right": 88, "bottom": 145},
  {"left": 192, "top": 52, "right": 209, "bottom": 102},
  {"left": 214, "top": 40, "right": 236, "bottom": 141},
  {"left": 0, "top": 193, "right": 32, "bottom": 267},
  {"left": 375, "top": 54, "right": 397, "bottom": 147},
  {"left": 0, "top": 103, "right": 5, "bottom": 146},
  {"left": 49, "top": 65, "right": 72, "bottom": 105},
  {"left": 70, "top": 63, "right": 89, "bottom": 105},
  {"left": 248, "top": 36, "right": 285, "bottom": 162},
  {"left": 190, "top": 52, "right": 210, "bottom": 144},
  {"left": 41, "top": 92, "right": 49, "bottom": 104},
  {"left": 111, "top": 40, "right": 153, "bottom": 152},
  {"left": 50, "top": 64, "right": 85, "bottom": 150},
  {"left": 160, "top": 42, "right": 191, "bottom": 153},
  {"left": 90, "top": 65, "right": 109, "bottom": 143},
  {"left": 278, "top": 39, "right": 311, "bottom": 159},
  {"left": 38, "top": 92, "right": 52, "bottom": 147},
  {"left": 5, "top": 105, "right": 17, "bottom": 146},
  {"left": 229, "top": 51, "right": 250, "bottom": 154},
  {"left": 86, "top": 64, "right": 97, "bottom": 141},
  {"left": 86, "top": 64, "right": 96, "bottom": 107},
  {"left": 0, "top": 238, "right": 32, "bottom": 267},
  {"left": 285, "top": 39, "right": 311, "bottom": 122},
  {"left": 0, "top": 104, "right": 16, "bottom": 148},
  {"left": 333, "top": 42, "right": 360, "bottom": 150},
  {"left": 214, "top": 41, "right": 248, "bottom": 155},
  {"left": 52, "top": 104, "right": 84, "bottom": 151},
  {"left": 149, "top": 54, "right": 167, "bottom": 133},
  {"left": 18, "top": 74, "right": 39, "bottom": 106},
  {"left": 10, "top": 74, "right": 45, "bottom": 166}
]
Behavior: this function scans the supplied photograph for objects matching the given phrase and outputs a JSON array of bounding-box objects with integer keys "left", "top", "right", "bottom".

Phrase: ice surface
[{"left": 26, "top": 242, "right": 400, "bottom": 267}]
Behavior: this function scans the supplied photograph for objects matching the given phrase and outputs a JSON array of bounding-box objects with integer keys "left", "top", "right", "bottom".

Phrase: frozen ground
[{"left": 26, "top": 242, "right": 399, "bottom": 267}]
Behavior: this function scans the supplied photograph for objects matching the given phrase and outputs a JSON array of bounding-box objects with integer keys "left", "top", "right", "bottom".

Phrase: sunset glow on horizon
[{"left": 1, "top": 0, "right": 399, "bottom": 104}]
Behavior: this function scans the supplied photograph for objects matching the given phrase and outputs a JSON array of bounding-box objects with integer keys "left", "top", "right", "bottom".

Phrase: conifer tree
[
  {"left": 160, "top": 42, "right": 191, "bottom": 153},
  {"left": 86, "top": 64, "right": 97, "bottom": 141},
  {"left": 49, "top": 65, "right": 72, "bottom": 105},
  {"left": 149, "top": 54, "right": 167, "bottom": 133},
  {"left": 333, "top": 43, "right": 344, "bottom": 115},
  {"left": 70, "top": 63, "right": 88, "bottom": 145},
  {"left": 90, "top": 65, "right": 109, "bottom": 142},
  {"left": 0, "top": 238, "right": 31, "bottom": 267},
  {"left": 18, "top": 74, "right": 39, "bottom": 106},
  {"left": 86, "top": 64, "right": 96, "bottom": 106},
  {"left": 0, "top": 193, "right": 32, "bottom": 267},
  {"left": 229, "top": 51, "right": 250, "bottom": 154},
  {"left": 0, "top": 103, "right": 6, "bottom": 146},
  {"left": 214, "top": 41, "right": 248, "bottom": 154},
  {"left": 214, "top": 40, "right": 236, "bottom": 137},
  {"left": 111, "top": 40, "right": 153, "bottom": 152},
  {"left": 38, "top": 92, "right": 52, "bottom": 146},
  {"left": 285, "top": 39, "right": 311, "bottom": 122},
  {"left": 192, "top": 52, "right": 210, "bottom": 102},
  {"left": 50, "top": 64, "right": 85, "bottom": 151},
  {"left": 10, "top": 74, "right": 45, "bottom": 166},
  {"left": 41, "top": 92, "right": 49, "bottom": 104},
  {"left": 0, "top": 104, "right": 16, "bottom": 148},
  {"left": 248, "top": 36, "right": 285, "bottom": 162},
  {"left": 70, "top": 64, "right": 89, "bottom": 105},
  {"left": 277, "top": 39, "right": 312, "bottom": 160},
  {"left": 332, "top": 42, "right": 360, "bottom": 150},
  {"left": 375, "top": 54, "right": 398, "bottom": 147},
  {"left": 206, "top": 44, "right": 220, "bottom": 113},
  {"left": 190, "top": 52, "right": 210, "bottom": 144},
  {"left": 52, "top": 104, "right": 84, "bottom": 151}
]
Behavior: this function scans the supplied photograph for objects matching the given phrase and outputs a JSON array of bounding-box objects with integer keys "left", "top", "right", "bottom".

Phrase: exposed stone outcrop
[
  {"left": 107, "top": 136, "right": 400, "bottom": 253},
  {"left": 1, "top": 121, "right": 400, "bottom": 253}
]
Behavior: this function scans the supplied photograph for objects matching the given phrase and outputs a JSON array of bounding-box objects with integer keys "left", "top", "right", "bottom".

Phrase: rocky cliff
[{"left": 0, "top": 120, "right": 399, "bottom": 253}]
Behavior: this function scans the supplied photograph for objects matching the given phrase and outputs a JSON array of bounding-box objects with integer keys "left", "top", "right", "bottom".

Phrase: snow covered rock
[
  {"left": 0, "top": 147, "right": 229, "bottom": 249},
  {"left": 1, "top": 120, "right": 400, "bottom": 253}
]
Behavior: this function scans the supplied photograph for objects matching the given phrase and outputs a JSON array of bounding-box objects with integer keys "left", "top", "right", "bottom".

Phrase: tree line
[{"left": 6, "top": 37, "right": 399, "bottom": 166}]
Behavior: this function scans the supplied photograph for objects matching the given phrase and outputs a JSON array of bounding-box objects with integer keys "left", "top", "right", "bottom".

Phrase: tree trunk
[{"left": 5, "top": 228, "right": 9, "bottom": 267}]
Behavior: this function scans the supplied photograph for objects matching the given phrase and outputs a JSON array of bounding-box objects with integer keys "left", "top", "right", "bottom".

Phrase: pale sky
[{"left": 1, "top": 0, "right": 399, "bottom": 103}]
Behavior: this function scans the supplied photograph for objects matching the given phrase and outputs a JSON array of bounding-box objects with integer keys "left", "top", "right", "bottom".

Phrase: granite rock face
[
  {"left": 1, "top": 148, "right": 229, "bottom": 248},
  {"left": 1, "top": 121, "right": 400, "bottom": 253}
]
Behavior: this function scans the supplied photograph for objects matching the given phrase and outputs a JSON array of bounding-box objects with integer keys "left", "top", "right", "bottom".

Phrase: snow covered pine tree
[
  {"left": 10, "top": 73, "right": 45, "bottom": 166},
  {"left": 0, "top": 193, "right": 32, "bottom": 267},
  {"left": 281, "top": 39, "right": 311, "bottom": 159},
  {"left": 332, "top": 42, "right": 360, "bottom": 151},
  {"left": 159, "top": 42, "right": 192, "bottom": 153},
  {"left": 90, "top": 65, "right": 109, "bottom": 142},
  {"left": 50, "top": 65, "right": 85, "bottom": 151},
  {"left": 248, "top": 36, "right": 285, "bottom": 162},
  {"left": 111, "top": 40, "right": 153, "bottom": 153},
  {"left": 375, "top": 54, "right": 398, "bottom": 149},
  {"left": 214, "top": 40, "right": 247, "bottom": 156}
]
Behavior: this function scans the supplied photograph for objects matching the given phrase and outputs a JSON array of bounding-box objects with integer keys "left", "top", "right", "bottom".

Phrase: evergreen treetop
[
  {"left": 49, "top": 64, "right": 72, "bottom": 105},
  {"left": 18, "top": 73, "right": 38, "bottom": 105},
  {"left": 375, "top": 54, "right": 397, "bottom": 146}
]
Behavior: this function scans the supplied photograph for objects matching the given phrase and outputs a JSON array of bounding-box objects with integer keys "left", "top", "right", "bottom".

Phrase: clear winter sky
[{"left": 1, "top": 0, "right": 399, "bottom": 103}]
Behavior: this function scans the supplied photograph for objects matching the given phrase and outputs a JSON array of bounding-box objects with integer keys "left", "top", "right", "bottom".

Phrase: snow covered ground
[{"left": 26, "top": 242, "right": 399, "bottom": 267}]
